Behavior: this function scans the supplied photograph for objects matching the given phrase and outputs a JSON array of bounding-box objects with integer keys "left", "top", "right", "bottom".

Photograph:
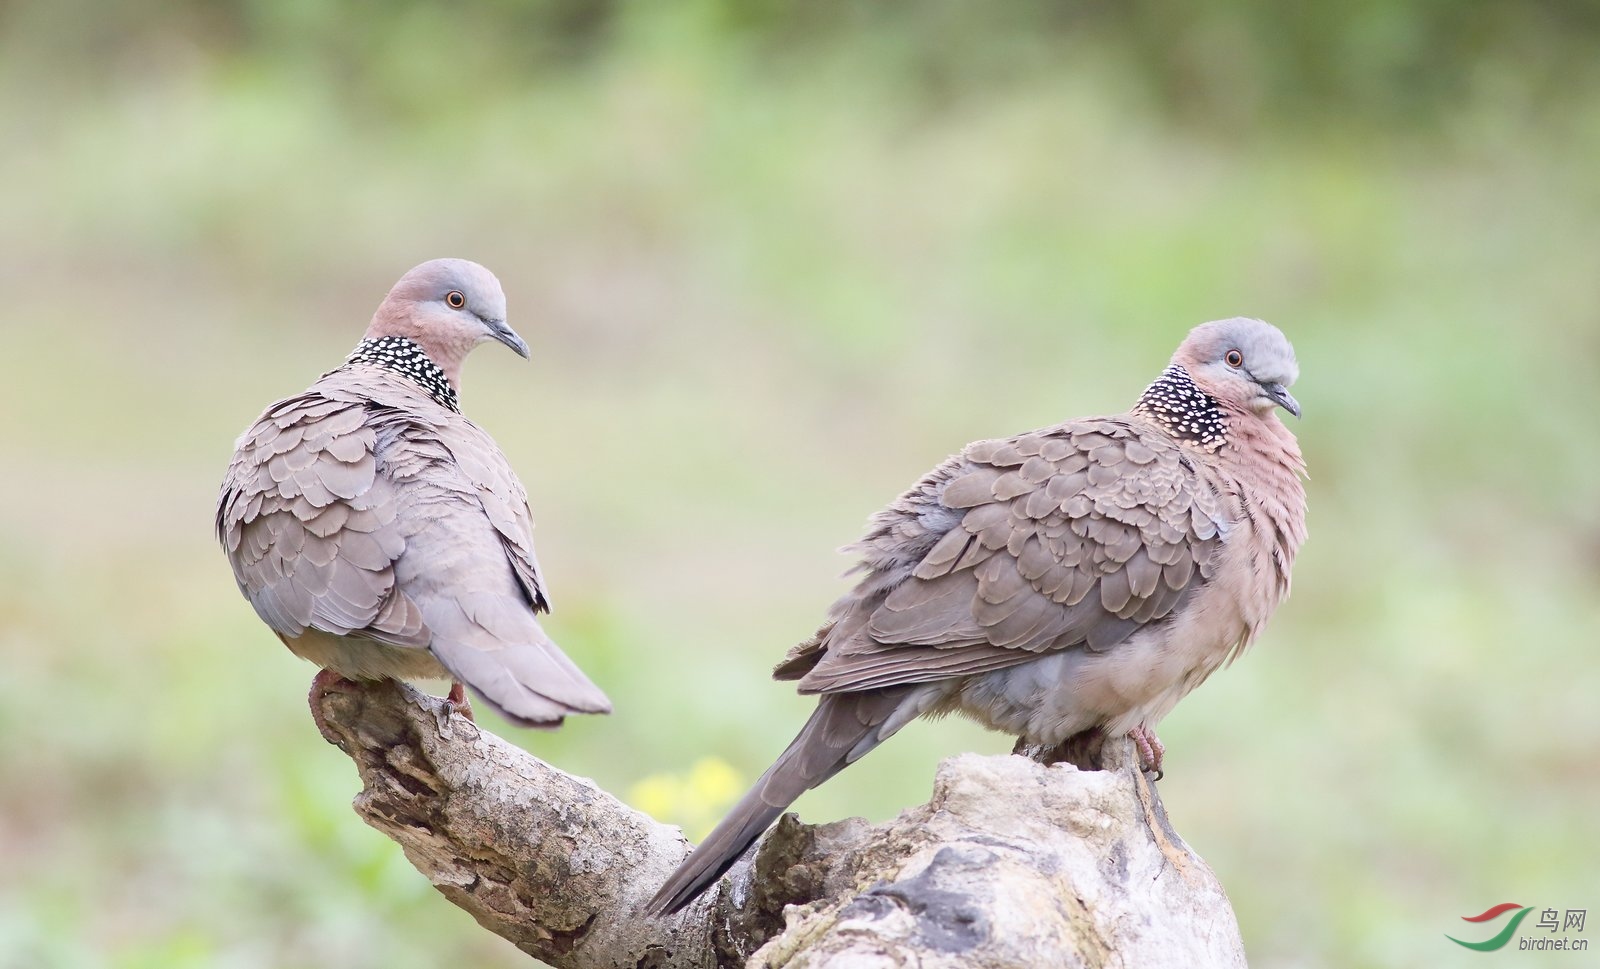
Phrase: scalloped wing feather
[{"left": 796, "top": 417, "right": 1225, "bottom": 694}]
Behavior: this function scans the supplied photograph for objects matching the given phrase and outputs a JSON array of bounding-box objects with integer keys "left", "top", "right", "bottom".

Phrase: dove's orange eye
[
  {"left": 446, "top": 291, "right": 466, "bottom": 309},
  {"left": 1225, "top": 349, "right": 1243, "bottom": 368}
]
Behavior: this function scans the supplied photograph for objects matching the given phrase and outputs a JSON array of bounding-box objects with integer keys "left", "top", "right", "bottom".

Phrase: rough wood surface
[{"left": 313, "top": 677, "right": 1247, "bottom": 969}]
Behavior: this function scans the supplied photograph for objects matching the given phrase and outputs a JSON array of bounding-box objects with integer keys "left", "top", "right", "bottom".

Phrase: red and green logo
[{"left": 1448, "top": 903, "right": 1533, "bottom": 951}]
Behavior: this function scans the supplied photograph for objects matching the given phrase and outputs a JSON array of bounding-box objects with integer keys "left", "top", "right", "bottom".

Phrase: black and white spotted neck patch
[
  {"left": 345, "top": 336, "right": 459, "bottom": 412},
  {"left": 1134, "top": 365, "right": 1227, "bottom": 449}
]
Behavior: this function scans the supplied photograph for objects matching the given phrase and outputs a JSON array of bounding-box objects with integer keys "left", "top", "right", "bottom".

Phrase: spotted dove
[
  {"left": 216, "top": 259, "right": 611, "bottom": 728},
  {"left": 649, "top": 317, "right": 1307, "bottom": 914}
]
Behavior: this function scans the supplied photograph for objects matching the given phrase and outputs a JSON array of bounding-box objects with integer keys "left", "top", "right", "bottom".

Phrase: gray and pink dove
[
  {"left": 216, "top": 259, "right": 610, "bottom": 728},
  {"left": 649, "top": 317, "right": 1307, "bottom": 914}
]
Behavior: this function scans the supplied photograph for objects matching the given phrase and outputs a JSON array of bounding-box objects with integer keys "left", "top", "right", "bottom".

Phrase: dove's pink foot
[
  {"left": 1128, "top": 724, "right": 1166, "bottom": 780},
  {"left": 447, "top": 681, "right": 476, "bottom": 722}
]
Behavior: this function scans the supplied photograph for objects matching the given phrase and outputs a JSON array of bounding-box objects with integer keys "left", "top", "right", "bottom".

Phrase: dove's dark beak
[
  {"left": 486, "top": 319, "right": 530, "bottom": 358},
  {"left": 1261, "top": 382, "right": 1301, "bottom": 419}
]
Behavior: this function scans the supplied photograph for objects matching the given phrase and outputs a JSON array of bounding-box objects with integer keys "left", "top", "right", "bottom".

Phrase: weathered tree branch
[{"left": 313, "top": 678, "right": 1247, "bottom": 968}]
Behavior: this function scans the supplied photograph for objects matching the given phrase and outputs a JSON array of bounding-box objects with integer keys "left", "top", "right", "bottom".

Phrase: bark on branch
[{"left": 312, "top": 678, "right": 1247, "bottom": 968}]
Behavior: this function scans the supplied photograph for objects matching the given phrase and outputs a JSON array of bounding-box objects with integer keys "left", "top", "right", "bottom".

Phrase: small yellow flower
[
  {"left": 627, "top": 775, "right": 683, "bottom": 822},
  {"left": 628, "top": 757, "right": 746, "bottom": 841}
]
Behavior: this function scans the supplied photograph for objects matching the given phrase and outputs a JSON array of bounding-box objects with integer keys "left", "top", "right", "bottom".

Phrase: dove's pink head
[
  {"left": 1171, "top": 317, "right": 1300, "bottom": 420},
  {"left": 365, "top": 258, "right": 527, "bottom": 386}
]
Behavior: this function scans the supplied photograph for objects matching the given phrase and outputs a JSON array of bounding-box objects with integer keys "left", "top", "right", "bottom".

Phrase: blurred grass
[{"left": 2, "top": 6, "right": 1598, "bottom": 969}]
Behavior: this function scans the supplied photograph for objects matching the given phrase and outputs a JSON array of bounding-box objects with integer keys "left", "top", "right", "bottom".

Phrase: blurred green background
[{"left": 3, "top": 2, "right": 1598, "bottom": 967}]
